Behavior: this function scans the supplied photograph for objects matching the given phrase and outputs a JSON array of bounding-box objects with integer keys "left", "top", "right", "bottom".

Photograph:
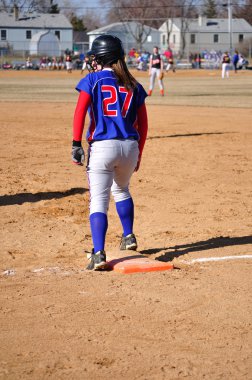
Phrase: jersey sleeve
[
  {"left": 72, "top": 90, "right": 91, "bottom": 142},
  {"left": 75, "top": 73, "right": 93, "bottom": 95},
  {"left": 137, "top": 103, "right": 148, "bottom": 157},
  {"left": 136, "top": 83, "right": 148, "bottom": 108}
]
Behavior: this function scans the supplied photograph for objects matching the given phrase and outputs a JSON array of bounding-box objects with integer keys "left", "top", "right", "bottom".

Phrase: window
[
  {"left": 26, "top": 30, "right": 32, "bottom": 39},
  {"left": 55, "top": 31, "right": 60, "bottom": 40},
  {"left": 173, "top": 34, "right": 176, "bottom": 44},
  {"left": 147, "top": 35, "right": 152, "bottom": 42},
  {"left": 207, "top": 21, "right": 218, "bottom": 26},
  {"left": 239, "top": 34, "right": 244, "bottom": 43},
  {"left": 190, "top": 34, "right": 195, "bottom": 44},
  {"left": 1, "top": 30, "right": 7, "bottom": 41},
  {"left": 162, "top": 35, "right": 166, "bottom": 45},
  {"left": 213, "top": 34, "right": 219, "bottom": 43}
]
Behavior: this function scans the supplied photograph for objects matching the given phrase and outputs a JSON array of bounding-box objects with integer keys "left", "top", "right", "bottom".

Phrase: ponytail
[{"left": 111, "top": 59, "right": 137, "bottom": 91}]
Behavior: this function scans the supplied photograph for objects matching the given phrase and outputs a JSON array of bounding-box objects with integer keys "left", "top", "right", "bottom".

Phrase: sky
[{"left": 57, "top": 0, "right": 105, "bottom": 16}]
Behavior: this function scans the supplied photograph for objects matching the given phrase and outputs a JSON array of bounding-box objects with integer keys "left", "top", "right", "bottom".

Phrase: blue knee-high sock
[
  {"left": 90, "top": 212, "right": 108, "bottom": 253},
  {"left": 116, "top": 198, "right": 134, "bottom": 237}
]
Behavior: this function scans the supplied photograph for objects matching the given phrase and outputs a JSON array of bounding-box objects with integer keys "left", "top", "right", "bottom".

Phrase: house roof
[
  {"left": 87, "top": 21, "right": 159, "bottom": 35},
  {"left": 0, "top": 12, "right": 72, "bottom": 29},
  {"left": 160, "top": 18, "right": 252, "bottom": 33}
]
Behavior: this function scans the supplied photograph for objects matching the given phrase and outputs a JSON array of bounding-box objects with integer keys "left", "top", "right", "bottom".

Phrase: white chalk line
[
  {"left": 2, "top": 255, "right": 252, "bottom": 276},
  {"left": 1, "top": 267, "right": 85, "bottom": 277},
  {"left": 182, "top": 254, "right": 252, "bottom": 264}
]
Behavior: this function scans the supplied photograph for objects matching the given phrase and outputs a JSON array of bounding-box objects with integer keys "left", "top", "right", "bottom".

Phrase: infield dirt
[{"left": 0, "top": 69, "right": 252, "bottom": 379}]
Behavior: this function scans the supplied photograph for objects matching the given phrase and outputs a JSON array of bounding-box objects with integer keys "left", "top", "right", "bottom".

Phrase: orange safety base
[{"left": 107, "top": 255, "right": 173, "bottom": 274}]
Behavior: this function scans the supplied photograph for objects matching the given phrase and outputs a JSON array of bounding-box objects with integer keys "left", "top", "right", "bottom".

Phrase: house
[
  {"left": 73, "top": 31, "right": 89, "bottom": 55},
  {"left": 0, "top": 10, "right": 73, "bottom": 56},
  {"left": 159, "top": 17, "right": 252, "bottom": 56},
  {"left": 87, "top": 22, "right": 160, "bottom": 53}
]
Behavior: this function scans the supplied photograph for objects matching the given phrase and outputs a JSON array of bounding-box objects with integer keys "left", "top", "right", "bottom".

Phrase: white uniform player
[
  {"left": 222, "top": 52, "right": 231, "bottom": 79},
  {"left": 148, "top": 46, "right": 164, "bottom": 96}
]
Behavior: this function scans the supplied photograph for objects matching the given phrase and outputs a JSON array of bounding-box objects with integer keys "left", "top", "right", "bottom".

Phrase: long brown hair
[{"left": 111, "top": 59, "right": 137, "bottom": 91}]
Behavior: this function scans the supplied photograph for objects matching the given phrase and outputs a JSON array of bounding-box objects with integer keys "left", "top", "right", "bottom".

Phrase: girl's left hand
[
  {"left": 72, "top": 145, "right": 85, "bottom": 165},
  {"left": 135, "top": 156, "right": 141, "bottom": 172}
]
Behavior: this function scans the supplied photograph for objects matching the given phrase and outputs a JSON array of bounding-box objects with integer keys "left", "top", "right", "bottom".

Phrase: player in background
[
  {"left": 81, "top": 56, "right": 90, "bottom": 74},
  {"left": 66, "top": 54, "right": 72, "bottom": 73},
  {"left": 232, "top": 50, "right": 239, "bottom": 73},
  {"left": 221, "top": 52, "right": 231, "bottom": 79},
  {"left": 72, "top": 35, "right": 148, "bottom": 270},
  {"left": 164, "top": 47, "right": 175, "bottom": 73},
  {"left": 148, "top": 46, "right": 164, "bottom": 96}
]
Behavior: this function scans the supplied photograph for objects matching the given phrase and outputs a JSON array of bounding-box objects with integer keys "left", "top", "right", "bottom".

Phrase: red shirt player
[{"left": 164, "top": 47, "right": 175, "bottom": 73}]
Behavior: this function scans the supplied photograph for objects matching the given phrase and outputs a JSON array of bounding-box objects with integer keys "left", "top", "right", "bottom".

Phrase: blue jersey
[{"left": 76, "top": 69, "right": 147, "bottom": 142}]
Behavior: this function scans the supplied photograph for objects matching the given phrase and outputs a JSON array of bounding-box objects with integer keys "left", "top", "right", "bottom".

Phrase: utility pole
[
  {"left": 223, "top": 1, "right": 233, "bottom": 54},
  {"left": 228, "top": 0, "right": 233, "bottom": 53}
]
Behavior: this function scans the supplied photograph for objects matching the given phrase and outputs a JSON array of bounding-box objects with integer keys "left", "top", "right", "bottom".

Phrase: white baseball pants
[
  {"left": 149, "top": 68, "right": 164, "bottom": 91},
  {"left": 222, "top": 63, "right": 229, "bottom": 78},
  {"left": 166, "top": 63, "right": 172, "bottom": 71},
  {"left": 87, "top": 139, "right": 139, "bottom": 215}
]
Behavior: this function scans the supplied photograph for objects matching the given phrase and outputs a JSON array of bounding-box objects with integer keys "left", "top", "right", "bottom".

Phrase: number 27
[{"left": 102, "top": 85, "right": 133, "bottom": 118}]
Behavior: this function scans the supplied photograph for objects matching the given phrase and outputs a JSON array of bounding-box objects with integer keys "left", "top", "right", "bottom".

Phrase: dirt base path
[{"left": 0, "top": 70, "right": 252, "bottom": 379}]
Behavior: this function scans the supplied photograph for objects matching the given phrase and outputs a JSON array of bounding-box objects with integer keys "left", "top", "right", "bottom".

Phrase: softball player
[
  {"left": 164, "top": 47, "right": 175, "bottom": 73},
  {"left": 81, "top": 56, "right": 90, "bottom": 74},
  {"left": 66, "top": 54, "right": 72, "bottom": 73},
  {"left": 72, "top": 35, "right": 148, "bottom": 270},
  {"left": 148, "top": 46, "right": 164, "bottom": 96},
  {"left": 221, "top": 52, "right": 231, "bottom": 79}
]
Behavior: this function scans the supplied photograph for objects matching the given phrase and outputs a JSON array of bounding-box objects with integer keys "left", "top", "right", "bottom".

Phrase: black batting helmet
[{"left": 87, "top": 34, "right": 125, "bottom": 66}]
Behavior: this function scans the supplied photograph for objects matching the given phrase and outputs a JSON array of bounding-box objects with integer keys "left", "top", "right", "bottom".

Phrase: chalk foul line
[
  {"left": 1, "top": 255, "right": 252, "bottom": 276},
  {"left": 182, "top": 254, "right": 252, "bottom": 264}
]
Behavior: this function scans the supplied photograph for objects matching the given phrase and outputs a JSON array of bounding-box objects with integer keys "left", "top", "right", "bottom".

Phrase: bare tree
[
  {"left": 102, "top": 0, "right": 194, "bottom": 50},
  {"left": 175, "top": 0, "right": 198, "bottom": 58},
  {"left": 60, "top": 0, "right": 72, "bottom": 19},
  {"left": 81, "top": 9, "right": 103, "bottom": 32},
  {"left": 127, "top": 22, "right": 151, "bottom": 51},
  {"left": 104, "top": 0, "right": 178, "bottom": 28},
  {"left": 0, "top": 0, "right": 8, "bottom": 12},
  {"left": 102, "top": 0, "right": 153, "bottom": 51},
  {"left": 0, "top": 0, "right": 53, "bottom": 13},
  {"left": 233, "top": 0, "right": 252, "bottom": 26},
  {"left": 60, "top": 0, "right": 102, "bottom": 32},
  {"left": 158, "top": 0, "right": 178, "bottom": 47}
]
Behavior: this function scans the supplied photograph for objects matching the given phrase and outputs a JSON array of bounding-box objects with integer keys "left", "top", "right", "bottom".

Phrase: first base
[{"left": 107, "top": 255, "right": 173, "bottom": 274}]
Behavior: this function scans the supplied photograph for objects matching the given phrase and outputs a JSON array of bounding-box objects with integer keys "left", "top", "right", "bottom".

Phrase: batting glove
[{"left": 72, "top": 140, "right": 85, "bottom": 165}]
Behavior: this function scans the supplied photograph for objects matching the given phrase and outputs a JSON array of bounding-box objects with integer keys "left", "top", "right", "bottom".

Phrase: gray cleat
[
  {"left": 86, "top": 250, "right": 108, "bottom": 271},
  {"left": 120, "top": 234, "right": 138, "bottom": 251}
]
